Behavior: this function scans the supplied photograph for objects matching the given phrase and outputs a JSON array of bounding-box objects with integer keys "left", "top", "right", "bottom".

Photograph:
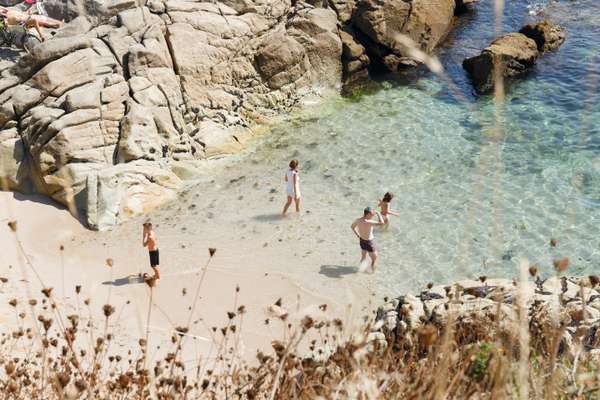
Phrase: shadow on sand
[
  {"left": 102, "top": 274, "right": 144, "bottom": 286},
  {"left": 253, "top": 213, "right": 285, "bottom": 222},
  {"left": 319, "top": 265, "right": 359, "bottom": 278}
]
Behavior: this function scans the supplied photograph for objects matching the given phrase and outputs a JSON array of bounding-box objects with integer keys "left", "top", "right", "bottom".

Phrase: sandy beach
[{"left": 0, "top": 174, "right": 378, "bottom": 366}]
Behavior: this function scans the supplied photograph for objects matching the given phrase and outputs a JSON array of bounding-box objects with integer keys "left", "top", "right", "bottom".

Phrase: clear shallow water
[{"left": 193, "top": 0, "right": 600, "bottom": 294}]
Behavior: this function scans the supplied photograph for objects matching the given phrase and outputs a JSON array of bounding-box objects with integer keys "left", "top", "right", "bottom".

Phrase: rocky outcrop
[
  {"left": 463, "top": 21, "right": 565, "bottom": 94},
  {"left": 463, "top": 33, "right": 539, "bottom": 93},
  {"left": 0, "top": 0, "right": 462, "bottom": 229},
  {"left": 519, "top": 21, "right": 566, "bottom": 52},
  {"left": 372, "top": 276, "right": 600, "bottom": 358},
  {"left": 0, "top": 1, "right": 345, "bottom": 229},
  {"left": 351, "top": 0, "right": 456, "bottom": 72}
]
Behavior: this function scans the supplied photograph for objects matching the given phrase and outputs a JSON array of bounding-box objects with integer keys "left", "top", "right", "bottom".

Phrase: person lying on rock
[{"left": 0, "top": 6, "right": 63, "bottom": 41}]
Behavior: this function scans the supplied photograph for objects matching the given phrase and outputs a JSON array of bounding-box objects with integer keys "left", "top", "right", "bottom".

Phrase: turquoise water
[{"left": 192, "top": 0, "right": 600, "bottom": 294}]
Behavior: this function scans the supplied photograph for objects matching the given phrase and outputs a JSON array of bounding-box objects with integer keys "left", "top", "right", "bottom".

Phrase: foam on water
[{"left": 186, "top": 0, "right": 600, "bottom": 294}]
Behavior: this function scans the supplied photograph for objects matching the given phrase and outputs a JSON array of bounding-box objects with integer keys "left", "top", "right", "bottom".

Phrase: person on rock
[
  {"left": 282, "top": 159, "right": 301, "bottom": 215},
  {"left": 378, "top": 192, "right": 400, "bottom": 225},
  {"left": 0, "top": 6, "right": 63, "bottom": 41},
  {"left": 351, "top": 207, "right": 386, "bottom": 273},
  {"left": 142, "top": 220, "right": 160, "bottom": 281}
]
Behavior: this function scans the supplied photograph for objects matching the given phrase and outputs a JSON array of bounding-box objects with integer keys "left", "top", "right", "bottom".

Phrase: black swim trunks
[
  {"left": 359, "top": 238, "right": 376, "bottom": 253},
  {"left": 149, "top": 249, "right": 160, "bottom": 267}
]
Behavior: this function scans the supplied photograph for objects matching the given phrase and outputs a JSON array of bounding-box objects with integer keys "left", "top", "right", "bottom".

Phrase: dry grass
[{"left": 1, "top": 283, "right": 600, "bottom": 400}]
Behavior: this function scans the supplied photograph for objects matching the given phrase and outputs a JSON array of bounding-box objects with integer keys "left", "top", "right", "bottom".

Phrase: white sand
[{"left": 0, "top": 188, "right": 378, "bottom": 366}]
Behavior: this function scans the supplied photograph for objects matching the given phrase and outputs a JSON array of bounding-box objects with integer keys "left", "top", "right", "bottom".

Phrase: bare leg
[
  {"left": 151, "top": 266, "right": 160, "bottom": 280},
  {"left": 294, "top": 197, "right": 301, "bottom": 213},
  {"left": 282, "top": 196, "right": 293, "bottom": 215},
  {"left": 368, "top": 251, "right": 377, "bottom": 273},
  {"left": 360, "top": 250, "right": 367, "bottom": 262},
  {"left": 26, "top": 19, "right": 44, "bottom": 41}
]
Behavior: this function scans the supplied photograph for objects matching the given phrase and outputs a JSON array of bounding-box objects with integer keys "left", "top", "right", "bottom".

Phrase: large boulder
[
  {"left": 351, "top": 0, "right": 455, "bottom": 72},
  {"left": 85, "top": 163, "right": 182, "bottom": 229},
  {"left": 463, "top": 33, "right": 539, "bottom": 94},
  {"left": 255, "top": 35, "right": 309, "bottom": 90},
  {"left": 519, "top": 21, "right": 566, "bottom": 52}
]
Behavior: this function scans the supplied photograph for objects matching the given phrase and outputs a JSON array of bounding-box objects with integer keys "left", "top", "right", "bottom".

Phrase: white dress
[{"left": 286, "top": 169, "right": 300, "bottom": 198}]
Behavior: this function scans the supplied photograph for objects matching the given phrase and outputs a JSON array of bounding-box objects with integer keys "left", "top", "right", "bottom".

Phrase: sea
[{"left": 183, "top": 0, "right": 600, "bottom": 295}]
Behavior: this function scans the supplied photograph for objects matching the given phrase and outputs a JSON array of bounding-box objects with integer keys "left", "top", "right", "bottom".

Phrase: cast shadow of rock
[
  {"left": 319, "top": 265, "right": 359, "bottom": 278},
  {"left": 102, "top": 275, "right": 144, "bottom": 286},
  {"left": 253, "top": 213, "right": 285, "bottom": 222}
]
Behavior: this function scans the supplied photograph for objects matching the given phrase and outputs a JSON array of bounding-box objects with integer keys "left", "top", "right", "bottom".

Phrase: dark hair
[
  {"left": 382, "top": 192, "right": 394, "bottom": 203},
  {"left": 363, "top": 207, "right": 373, "bottom": 216},
  {"left": 289, "top": 159, "right": 299, "bottom": 170}
]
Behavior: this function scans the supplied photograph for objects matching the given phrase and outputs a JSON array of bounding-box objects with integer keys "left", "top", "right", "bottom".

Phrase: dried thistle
[
  {"left": 145, "top": 276, "right": 157, "bottom": 288},
  {"left": 5, "top": 361, "right": 15, "bottom": 375},
  {"left": 550, "top": 238, "right": 557, "bottom": 247},
  {"left": 553, "top": 257, "right": 569, "bottom": 273},
  {"left": 227, "top": 311, "right": 236, "bottom": 320},
  {"left": 208, "top": 248, "right": 217, "bottom": 257},
  {"left": 75, "top": 285, "right": 81, "bottom": 294},
  {"left": 0, "top": 277, "right": 7, "bottom": 283},
  {"left": 7, "top": 220, "right": 17, "bottom": 232},
  {"left": 417, "top": 324, "right": 438, "bottom": 347},
  {"left": 103, "top": 304, "right": 115, "bottom": 318},
  {"left": 106, "top": 258, "right": 114, "bottom": 268},
  {"left": 529, "top": 265, "right": 539, "bottom": 277},
  {"left": 9, "top": 299, "right": 17, "bottom": 307},
  {"left": 301, "top": 316, "right": 314, "bottom": 331},
  {"left": 41, "top": 287, "right": 53, "bottom": 298}
]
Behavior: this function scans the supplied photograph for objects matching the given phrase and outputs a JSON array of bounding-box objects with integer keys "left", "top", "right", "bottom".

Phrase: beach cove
[{"left": 0, "top": 0, "right": 599, "bottom": 396}]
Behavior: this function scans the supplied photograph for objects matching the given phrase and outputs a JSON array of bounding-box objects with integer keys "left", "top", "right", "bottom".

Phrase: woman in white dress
[{"left": 282, "top": 159, "right": 301, "bottom": 215}]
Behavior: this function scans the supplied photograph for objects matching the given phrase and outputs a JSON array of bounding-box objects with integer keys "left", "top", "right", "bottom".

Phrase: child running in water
[{"left": 378, "top": 192, "right": 400, "bottom": 224}]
